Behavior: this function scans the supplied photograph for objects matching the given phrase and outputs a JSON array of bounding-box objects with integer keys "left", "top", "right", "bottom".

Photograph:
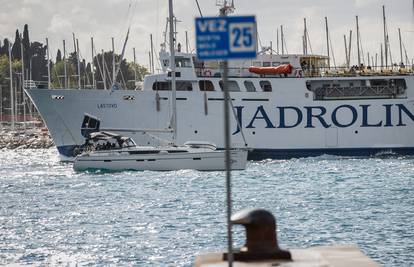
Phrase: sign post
[{"left": 196, "top": 14, "right": 257, "bottom": 267}]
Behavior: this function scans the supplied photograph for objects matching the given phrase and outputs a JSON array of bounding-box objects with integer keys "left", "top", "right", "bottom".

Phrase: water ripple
[{"left": 0, "top": 149, "right": 413, "bottom": 266}]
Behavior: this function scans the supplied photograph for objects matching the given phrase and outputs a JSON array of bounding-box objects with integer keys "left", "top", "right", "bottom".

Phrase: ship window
[
  {"left": 177, "top": 81, "right": 193, "bottom": 91},
  {"left": 253, "top": 61, "right": 261, "bottom": 67},
  {"left": 272, "top": 62, "right": 281, "bottom": 66},
  {"left": 153, "top": 81, "right": 170, "bottom": 91},
  {"left": 219, "top": 80, "right": 240, "bottom": 92},
  {"left": 263, "top": 62, "right": 271, "bottom": 67},
  {"left": 260, "top": 81, "right": 272, "bottom": 92},
  {"left": 175, "top": 57, "right": 192, "bottom": 68},
  {"left": 152, "top": 81, "right": 193, "bottom": 91},
  {"left": 199, "top": 80, "right": 215, "bottom": 91},
  {"left": 244, "top": 81, "right": 256, "bottom": 92}
]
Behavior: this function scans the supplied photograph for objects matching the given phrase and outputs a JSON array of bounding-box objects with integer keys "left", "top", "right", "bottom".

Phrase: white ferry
[{"left": 25, "top": 46, "right": 414, "bottom": 161}]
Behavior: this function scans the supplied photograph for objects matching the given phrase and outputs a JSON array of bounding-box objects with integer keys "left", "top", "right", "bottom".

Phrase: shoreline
[{"left": 0, "top": 128, "right": 54, "bottom": 149}]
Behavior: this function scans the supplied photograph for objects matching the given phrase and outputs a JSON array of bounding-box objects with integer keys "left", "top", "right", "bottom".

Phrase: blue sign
[{"left": 195, "top": 16, "right": 257, "bottom": 60}]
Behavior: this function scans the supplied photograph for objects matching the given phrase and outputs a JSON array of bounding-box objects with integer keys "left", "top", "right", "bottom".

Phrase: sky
[{"left": 0, "top": 0, "right": 413, "bottom": 70}]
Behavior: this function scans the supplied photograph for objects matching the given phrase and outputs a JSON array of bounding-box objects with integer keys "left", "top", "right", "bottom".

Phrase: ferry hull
[{"left": 25, "top": 75, "right": 414, "bottom": 160}]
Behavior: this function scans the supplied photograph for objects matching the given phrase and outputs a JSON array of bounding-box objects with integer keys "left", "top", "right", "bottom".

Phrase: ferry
[{"left": 25, "top": 46, "right": 414, "bottom": 161}]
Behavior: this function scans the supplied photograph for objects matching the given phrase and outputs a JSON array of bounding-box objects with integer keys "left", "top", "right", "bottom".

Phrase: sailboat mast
[
  {"left": 348, "top": 30, "right": 352, "bottom": 67},
  {"left": 356, "top": 16, "right": 361, "bottom": 67},
  {"left": 325, "top": 17, "right": 330, "bottom": 68},
  {"left": 46, "top": 38, "right": 51, "bottom": 88},
  {"left": 63, "top": 40, "right": 68, "bottom": 88},
  {"left": 76, "top": 39, "right": 81, "bottom": 89},
  {"left": 383, "top": 5, "right": 388, "bottom": 68},
  {"left": 112, "top": 37, "right": 116, "bottom": 85},
  {"left": 281, "top": 25, "right": 284, "bottom": 55},
  {"left": 150, "top": 34, "right": 155, "bottom": 74},
  {"left": 91, "top": 37, "right": 96, "bottom": 89},
  {"left": 398, "top": 28, "right": 403, "bottom": 65},
  {"left": 8, "top": 41, "right": 15, "bottom": 130},
  {"left": 169, "top": 0, "right": 177, "bottom": 144},
  {"left": 303, "top": 18, "right": 307, "bottom": 55},
  {"left": 344, "top": 34, "right": 349, "bottom": 68}
]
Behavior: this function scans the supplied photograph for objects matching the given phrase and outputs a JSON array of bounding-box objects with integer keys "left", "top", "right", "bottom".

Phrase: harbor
[{"left": 1, "top": 0, "right": 414, "bottom": 266}]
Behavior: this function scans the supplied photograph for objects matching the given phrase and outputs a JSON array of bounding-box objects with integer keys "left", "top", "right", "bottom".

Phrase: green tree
[
  {"left": 30, "top": 41, "right": 48, "bottom": 83},
  {"left": 93, "top": 51, "right": 148, "bottom": 90},
  {"left": 11, "top": 30, "right": 21, "bottom": 60},
  {"left": 22, "top": 24, "right": 31, "bottom": 79},
  {"left": 0, "top": 55, "right": 22, "bottom": 115},
  {"left": 50, "top": 59, "right": 76, "bottom": 88},
  {"left": 56, "top": 49, "right": 62, "bottom": 63}
]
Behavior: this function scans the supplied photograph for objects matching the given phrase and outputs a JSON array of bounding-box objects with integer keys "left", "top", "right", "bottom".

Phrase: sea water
[{"left": 0, "top": 148, "right": 413, "bottom": 266}]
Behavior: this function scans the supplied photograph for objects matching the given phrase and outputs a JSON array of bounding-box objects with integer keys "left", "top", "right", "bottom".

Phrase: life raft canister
[{"left": 248, "top": 64, "right": 293, "bottom": 75}]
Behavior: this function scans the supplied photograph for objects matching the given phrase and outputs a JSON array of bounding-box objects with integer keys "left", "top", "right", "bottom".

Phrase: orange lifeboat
[{"left": 248, "top": 64, "right": 293, "bottom": 75}]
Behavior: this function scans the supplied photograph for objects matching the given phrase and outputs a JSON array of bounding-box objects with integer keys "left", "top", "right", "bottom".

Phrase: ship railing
[
  {"left": 313, "top": 84, "right": 405, "bottom": 100},
  {"left": 194, "top": 65, "right": 414, "bottom": 79},
  {"left": 23, "top": 80, "right": 49, "bottom": 89}
]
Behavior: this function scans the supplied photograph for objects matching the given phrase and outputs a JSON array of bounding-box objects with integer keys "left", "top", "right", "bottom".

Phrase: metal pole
[
  {"left": 112, "top": 37, "right": 116, "bottom": 85},
  {"left": 303, "top": 18, "right": 307, "bottom": 55},
  {"left": 220, "top": 6, "right": 233, "bottom": 267},
  {"left": 169, "top": 0, "right": 177, "bottom": 144},
  {"left": 348, "top": 30, "right": 352, "bottom": 67},
  {"left": 223, "top": 59, "right": 233, "bottom": 267},
  {"left": 270, "top": 41, "right": 273, "bottom": 55},
  {"left": 185, "top": 31, "right": 189, "bottom": 53},
  {"left": 76, "top": 39, "right": 81, "bottom": 89},
  {"left": 102, "top": 49, "right": 107, "bottom": 90},
  {"left": 150, "top": 34, "right": 155, "bottom": 74},
  {"left": 46, "top": 38, "right": 51, "bottom": 89},
  {"left": 21, "top": 42, "right": 26, "bottom": 128},
  {"left": 356, "top": 16, "right": 361, "bottom": 67},
  {"left": 276, "top": 28, "right": 279, "bottom": 54},
  {"left": 380, "top": 44, "right": 384, "bottom": 70},
  {"left": 281, "top": 25, "right": 284, "bottom": 55},
  {"left": 91, "top": 37, "right": 96, "bottom": 89},
  {"left": 8, "top": 42, "right": 15, "bottom": 130},
  {"left": 148, "top": 52, "right": 152, "bottom": 74},
  {"left": 133, "top": 47, "right": 137, "bottom": 86},
  {"left": 325, "top": 17, "right": 330, "bottom": 68},
  {"left": 344, "top": 35, "right": 349, "bottom": 68},
  {"left": 383, "top": 5, "right": 388, "bottom": 68},
  {"left": 398, "top": 28, "right": 403, "bottom": 65},
  {"left": 63, "top": 40, "right": 68, "bottom": 88}
]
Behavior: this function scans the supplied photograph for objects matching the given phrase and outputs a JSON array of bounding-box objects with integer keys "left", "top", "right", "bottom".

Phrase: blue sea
[{"left": 0, "top": 148, "right": 413, "bottom": 266}]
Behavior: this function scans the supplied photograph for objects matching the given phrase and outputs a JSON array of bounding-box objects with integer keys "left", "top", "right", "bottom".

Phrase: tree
[
  {"left": 22, "top": 24, "right": 31, "bottom": 79},
  {"left": 56, "top": 49, "right": 62, "bottom": 63},
  {"left": 0, "top": 38, "right": 10, "bottom": 56},
  {"left": 11, "top": 30, "right": 21, "bottom": 60},
  {"left": 30, "top": 41, "right": 48, "bottom": 82},
  {"left": 93, "top": 51, "right": 148, "bottom": 90},
  {"left": 0, "top": 55, "right": 22, "bottom": 116},
  {"left": 50, "top": 59, "right": 75, "bottom": 88}
]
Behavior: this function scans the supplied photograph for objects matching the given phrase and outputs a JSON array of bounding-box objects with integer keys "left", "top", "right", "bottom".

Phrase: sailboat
[{"left": 73, "top": 0, "right": 248, "bottom": 172}]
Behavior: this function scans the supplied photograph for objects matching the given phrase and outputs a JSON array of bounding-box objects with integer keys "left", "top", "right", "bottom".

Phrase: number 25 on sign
[{"left": 229, "top": 22, "right": 255, "bottom": 53}]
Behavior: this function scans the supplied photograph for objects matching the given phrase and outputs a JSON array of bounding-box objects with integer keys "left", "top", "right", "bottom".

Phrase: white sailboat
[{"left": 73, "top": 0, "right": 248, "bottom": 172}]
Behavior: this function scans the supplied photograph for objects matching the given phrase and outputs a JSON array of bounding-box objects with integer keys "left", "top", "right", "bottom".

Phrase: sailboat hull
[{"left": 73, "top": 149, "right": 248, "bottom": 171}]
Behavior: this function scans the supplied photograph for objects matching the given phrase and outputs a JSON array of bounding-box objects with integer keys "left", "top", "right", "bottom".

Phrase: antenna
[{"left": 216, "top": 0, "right": 235, "bottom": 15}]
